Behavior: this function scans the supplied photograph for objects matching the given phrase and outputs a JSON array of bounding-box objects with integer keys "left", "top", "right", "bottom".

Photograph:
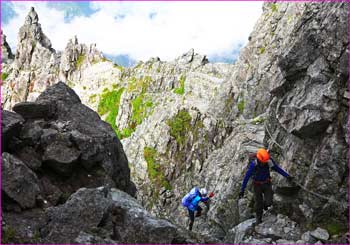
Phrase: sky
[{"left": 1, "top": 1, "right": 263, "bottom": 65}]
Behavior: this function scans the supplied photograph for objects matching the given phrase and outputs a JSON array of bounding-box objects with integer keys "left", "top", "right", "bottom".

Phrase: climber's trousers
[
  {"left": 188, "top": 206, "right": 202, "bottom": 230},
  {"left": 254, "top": 183, "right": 273, "bottom": 222}
]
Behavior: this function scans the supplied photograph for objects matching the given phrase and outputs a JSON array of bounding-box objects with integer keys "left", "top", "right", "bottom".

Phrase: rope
[
  {"left": 264, "top": 123, "right": 344, "bottom": 207},
  {"left": 292, "top": 180, "right": 343, "bottom": 206},
  {"left": 264, "top": 123, "right": 284, "bottom": 151}
]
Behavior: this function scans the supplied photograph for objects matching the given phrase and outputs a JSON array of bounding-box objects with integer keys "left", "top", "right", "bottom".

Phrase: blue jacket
[
  {"left": 188, "top": 195, "right": 209, "bottom": 211},
  {"left": 240, "top": 157, "right": 289, "bottom": 192}
]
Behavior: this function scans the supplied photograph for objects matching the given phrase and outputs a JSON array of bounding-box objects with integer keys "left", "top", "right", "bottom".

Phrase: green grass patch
[
  {"left": 271, "top": 3, "right": 278, "bottom": 12},
  {"left": 259, "top": 47, "right": 266, "bottom": 54},
  {"left": 118, "top": 76, "right": 154, "bottom": 139},
  {"left": 144, "top": 147, "right": 172, "bottom": 190},
  {"left": 118, "top": 94, "right": 154, "bottom": 139},
  {"left": 325, "top": 222, "right": 348, "bottom": 236},
  {"left": 174, "top": 75, "right": 186, "bottom": 95},
  {"left": 167, "top": 109, "right": 192, "bottom": 146},
  {"left": 1, "top": 72, "right": 8, "bottom": 81},
  {"left": 237, "top": 99, "right": 245, "bottom": 114},
  {"left": 97, "top": 87, "right": 125, "bottom": 136}
]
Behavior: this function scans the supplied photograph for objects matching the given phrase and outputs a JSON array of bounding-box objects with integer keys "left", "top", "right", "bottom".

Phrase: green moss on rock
[
  {"left": 259, "top": 47, "right": 266, "bottom": 54},
  {"left": 167, "top": 109, "right": 192, "bottom": 146},
  {"left": 144, "top": 147, "right": 172, "bottom": 190},
  {"left": 119, "top": 76, "right": 154, "bottom": 139},
  {"left": 1, "top": 72, "right": 9, "bottom": 81},
  {"left": 97, "top": 87, "right": 125, "bottom": 136},
  {"left": 325, "top": 222, "right": 348, "bottom": 236},
  {"left": 271, "top": 3, "right": 278, "bottom": 12},
  {"left": 237, "top": 99, "right": 245, "bottom": 114},
  {"left": 174, "top": 75, "right": 186, "bottom": 95},
  {"left": 2, "top": 226, "right": 17, "bottom": 244}
]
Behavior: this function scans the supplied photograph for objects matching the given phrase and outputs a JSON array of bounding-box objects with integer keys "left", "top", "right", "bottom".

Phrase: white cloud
[{"left": 2, "top": 1, "right": 263, "bottom": 62}]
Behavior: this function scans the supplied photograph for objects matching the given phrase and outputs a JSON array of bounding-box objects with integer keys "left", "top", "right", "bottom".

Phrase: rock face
[
  {"left": 117, "top": 2, "right": 348, "bottom": 242},
  {"left": 1, "top": 2, "right": 348, "bottom": 244}
]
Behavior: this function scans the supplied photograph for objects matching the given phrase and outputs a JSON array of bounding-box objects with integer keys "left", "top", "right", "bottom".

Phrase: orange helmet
[{"left": 257, "top": 148, "right": 270, "bottom": 163}]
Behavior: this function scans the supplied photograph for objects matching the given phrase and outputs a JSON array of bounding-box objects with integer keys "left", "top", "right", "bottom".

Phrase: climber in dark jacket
[{"left": 239, "top": 148, "right": 293, "bottom": 224}]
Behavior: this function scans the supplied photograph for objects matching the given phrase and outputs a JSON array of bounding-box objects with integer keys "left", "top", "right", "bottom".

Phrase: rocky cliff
[
  {"left": 119, "top": 3, "right": 348, "bottom": 243},
  {"left": 1, "top": 2, "right": 349, "bottom": 244},
  {"left": 2, "top": 82, "right": 217, "bottom": 244}
]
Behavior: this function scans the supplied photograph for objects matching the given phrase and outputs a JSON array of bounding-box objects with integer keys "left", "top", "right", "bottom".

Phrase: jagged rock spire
[
  {"left": 15, "top": 6, "right": 54, "bottom": 70},
  {"left": 1, "top": 30, "right": 14, "bottom": 64},
  {"left": 25, "top": 6, "right": 39, "bottom": 25}
]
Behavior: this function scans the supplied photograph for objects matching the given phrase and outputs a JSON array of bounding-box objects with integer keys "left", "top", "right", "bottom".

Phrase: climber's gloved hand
[
  {"left": 209, "top": 192, "right": 214, "bottom": 198},
  {"left": 238, "top": 191, "right": 244, "bottom": 199},
  {"left": 287, "top": 176, "right": 294, "bottom": 182}
]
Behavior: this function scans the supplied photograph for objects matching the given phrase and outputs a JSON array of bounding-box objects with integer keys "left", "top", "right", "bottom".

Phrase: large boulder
[
  {"left": 109, "top": 189, "right": 179, "bottom": 244},
  {"left": 2, "top": 152, "right": 41, "bottom": 209},
  {"left": 43, "top": 187, "right": 113, "bottom": 243},
  {"left": 41, "top": 187, "right": 192, "bottom": 244},
  {"left": 4, "top": 82, "right": 136, "bottom": 198}
]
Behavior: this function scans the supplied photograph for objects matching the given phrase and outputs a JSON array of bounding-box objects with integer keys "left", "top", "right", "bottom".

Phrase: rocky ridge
[{"left": 1, "top": 2, "right": 349, "bottom": 244}]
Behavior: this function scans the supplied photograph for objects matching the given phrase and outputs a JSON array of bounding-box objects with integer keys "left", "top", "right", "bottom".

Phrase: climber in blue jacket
[
  {"left": 182, "top": 187, "right": 214, "bottom": 230},
  {"left": 239, "top": 148, "right": 293, "bottom": 224}
]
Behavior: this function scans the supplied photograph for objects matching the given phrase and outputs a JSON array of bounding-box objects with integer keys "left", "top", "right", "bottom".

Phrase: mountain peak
[
  {"left": 24, "top": 6, "right": 39, "bottom": 25},
  {"left": 15, "top": 6, "right": 54, "bottom": 70}
]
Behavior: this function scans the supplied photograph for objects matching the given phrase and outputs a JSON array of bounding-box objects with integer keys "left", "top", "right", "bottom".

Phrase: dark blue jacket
[{"left": 240, "top": 157, "right": 289, "bottom": 192}]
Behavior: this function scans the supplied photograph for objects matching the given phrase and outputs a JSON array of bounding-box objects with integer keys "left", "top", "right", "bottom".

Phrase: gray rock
[
  {"left": 254, "top": 214, "right": 301, "bottom": 241},
  {"left": 74, "top": 231, "right": 116, "bottom": 244},
  {"left": 110, "top": 188, "right": 179, "bottom": 244},
  {"left": 36, "top": 82, "right": 135, "bottom": 196},
  {"left": 20, "top": 121, "right": 44, "bottom": 146},
  {"left": 2, "top": 152, "right": 41, "bottom": 209},
  {"left": 36, "top": 81, "right": 81, "bottom": 107},
  {"left": 42, "top": 187, "right": 186, "bottom": 244},
  {"left": 44, "top": 187, "right": 113, "bottom": 244},
  {"left": 13, "top": 101, "right": 55, "bottom": 119},
  {"left": 38, "top": 176, "right": 62, "bottom": 206},
  {"left": 276, "top": 239, "right": 298, "bottom": 244},
  {"left": 15, "top": 147, "right": 42, "bottom": 170},
  {"left": 310, "top": 227, "right": 330, "bottom": 241},
  {"left": 1, "top": 30, "right": 14, "bottom": 63},
  {"left": 2, "top": 209, "right": 47, "bottom": 244},
  {"left": 224, "top": 218, "right": 255, "bottom": 243},
  {"left": 2, "top": 110, "right": 24, "bottom": 152},
  {"left": 301, "top": 231, "right": 318, "bottom": 243},
  {"left": 42, "top": 141, "right": 80, "bottom": 176}
]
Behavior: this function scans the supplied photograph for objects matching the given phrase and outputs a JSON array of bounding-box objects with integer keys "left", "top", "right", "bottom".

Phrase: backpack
[{"left": 182, "top": 187, "right": 200, "bottom": 207}]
